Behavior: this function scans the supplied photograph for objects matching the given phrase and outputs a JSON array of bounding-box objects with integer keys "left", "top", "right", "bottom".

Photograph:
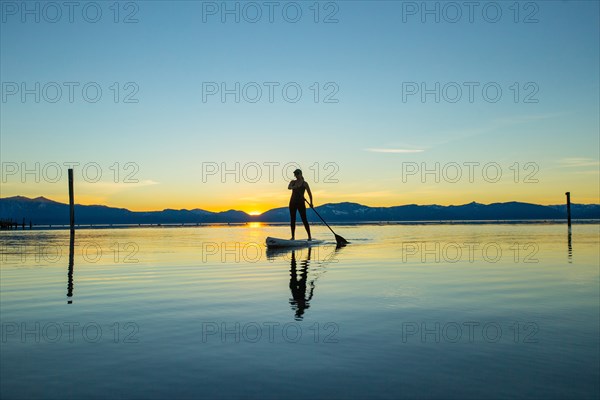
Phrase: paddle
[{"left": 305, "top": 199, "right": 349, "bottom": 246}]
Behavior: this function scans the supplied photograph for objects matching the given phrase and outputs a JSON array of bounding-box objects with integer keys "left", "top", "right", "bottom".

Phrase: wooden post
[
  {"left": 68, "top": 168, "right": 75, "bottom": 231},
  {"left": 565, "top": 192, "right": 571, "bottom": 228}
]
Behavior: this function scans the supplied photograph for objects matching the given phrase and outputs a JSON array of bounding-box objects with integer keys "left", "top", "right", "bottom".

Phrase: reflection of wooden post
[
  {"left": 68, "top": 168, "right": 75, "bottom": 302},
  {"left": 68, "top": 169, "right": 75, "bottom": 231},
  {"left": 565, "top": 192, "right": 571, "bottom": 228},
  {"left": 67, "top": 229, "right": 74, "bottom": 304},
  {"left": 567, "top": 229, "right": 572, "bottom": 263}
]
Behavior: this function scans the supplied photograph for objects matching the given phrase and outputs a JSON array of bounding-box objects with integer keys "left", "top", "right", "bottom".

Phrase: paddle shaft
[{"left": 304, "top": 199, "right": 337, "bottom": 236}]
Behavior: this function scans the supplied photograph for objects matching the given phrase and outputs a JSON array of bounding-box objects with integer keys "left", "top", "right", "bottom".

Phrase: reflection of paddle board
[{"left": 266, "top": 237, "right": 324, "bottom": 248}]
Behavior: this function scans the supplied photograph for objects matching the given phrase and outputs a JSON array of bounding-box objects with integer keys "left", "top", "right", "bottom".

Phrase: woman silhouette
[{"left": 288, "top": 169, "right": 313, "bottom": 240}]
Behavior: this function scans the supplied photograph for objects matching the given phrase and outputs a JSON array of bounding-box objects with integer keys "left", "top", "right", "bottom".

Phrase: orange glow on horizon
[
  {"left": 66, "top": 193, "right": 600, "bottom": 213},
  {"left": 4, "top": 188, "right": 599, "bottom": 214}
]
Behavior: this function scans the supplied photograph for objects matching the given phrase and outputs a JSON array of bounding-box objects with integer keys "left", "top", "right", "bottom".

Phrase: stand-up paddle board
[{"left": 266, "top": 237, "right": 324, "bottom": 248}]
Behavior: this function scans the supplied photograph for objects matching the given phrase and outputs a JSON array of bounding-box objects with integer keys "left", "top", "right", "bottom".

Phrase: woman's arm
[{"left": 305, "top": 182, "right": 313, "bottom": 206}]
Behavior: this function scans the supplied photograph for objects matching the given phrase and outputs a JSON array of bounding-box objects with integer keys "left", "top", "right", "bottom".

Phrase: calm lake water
[{"left": 1, "top": 224, "right": 599, "bottom": 399}]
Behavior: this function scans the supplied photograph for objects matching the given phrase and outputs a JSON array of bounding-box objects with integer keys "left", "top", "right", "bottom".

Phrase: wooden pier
[{"left": 0, "top": 218, "right": 32, "bottom": 230}]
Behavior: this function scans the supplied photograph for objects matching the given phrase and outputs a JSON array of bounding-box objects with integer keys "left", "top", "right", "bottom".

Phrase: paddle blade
[{"left": 334, "top": 234, "right": 349, "bottom": 246}]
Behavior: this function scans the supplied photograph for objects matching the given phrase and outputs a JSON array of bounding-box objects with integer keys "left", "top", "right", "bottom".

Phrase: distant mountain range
[{"left": 1, "top": 196, "right": 598, "bottom": 226}]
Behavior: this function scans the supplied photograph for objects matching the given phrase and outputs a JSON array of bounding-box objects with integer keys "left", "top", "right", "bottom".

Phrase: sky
[{"left": 1, "top": 0, "right": 599, "bottom": 214}]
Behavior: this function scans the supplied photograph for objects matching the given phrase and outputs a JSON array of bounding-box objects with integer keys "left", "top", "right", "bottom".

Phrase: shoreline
[{"left": 1, "top": 219, "right": 598, "bottom": 231}]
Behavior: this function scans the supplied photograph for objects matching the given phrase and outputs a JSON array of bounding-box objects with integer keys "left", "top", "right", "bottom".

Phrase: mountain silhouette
[{"left": 0, "top": 196, "right": 598, "bottom": 226}]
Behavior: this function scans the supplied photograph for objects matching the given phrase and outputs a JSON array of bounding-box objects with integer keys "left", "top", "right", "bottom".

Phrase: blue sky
[{"left": 1, "top": 1, "right": 598, "bottom": 212}]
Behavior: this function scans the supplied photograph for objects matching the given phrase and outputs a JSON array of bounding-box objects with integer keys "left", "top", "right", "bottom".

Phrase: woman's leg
[
  {"left": 289, "top": 203, "right": 297, "bottom": 239},
  {"left": 298, "top": 204, "right": 311, "bottom": 239}
]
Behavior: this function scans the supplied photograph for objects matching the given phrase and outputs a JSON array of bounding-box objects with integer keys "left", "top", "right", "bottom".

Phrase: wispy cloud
[
  {"left": 493, "top": 112, "right": 566, "bottom": 125},
  {"left": 558, "top": 158, "right": 600, "bottom": 168},
  {"left": 79, "top": 179, "right": 160, "bottom": 190},
  {"left": 136, "top": 179, "right": 160, "bottom": 186},
  {"left": 365, "top": 148, "right": 424, "bottom": 154}
]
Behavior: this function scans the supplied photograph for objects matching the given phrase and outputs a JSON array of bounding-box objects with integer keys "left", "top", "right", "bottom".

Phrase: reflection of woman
[{"left": 289, "top": 249, "right": 315, "bottom": 321}]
